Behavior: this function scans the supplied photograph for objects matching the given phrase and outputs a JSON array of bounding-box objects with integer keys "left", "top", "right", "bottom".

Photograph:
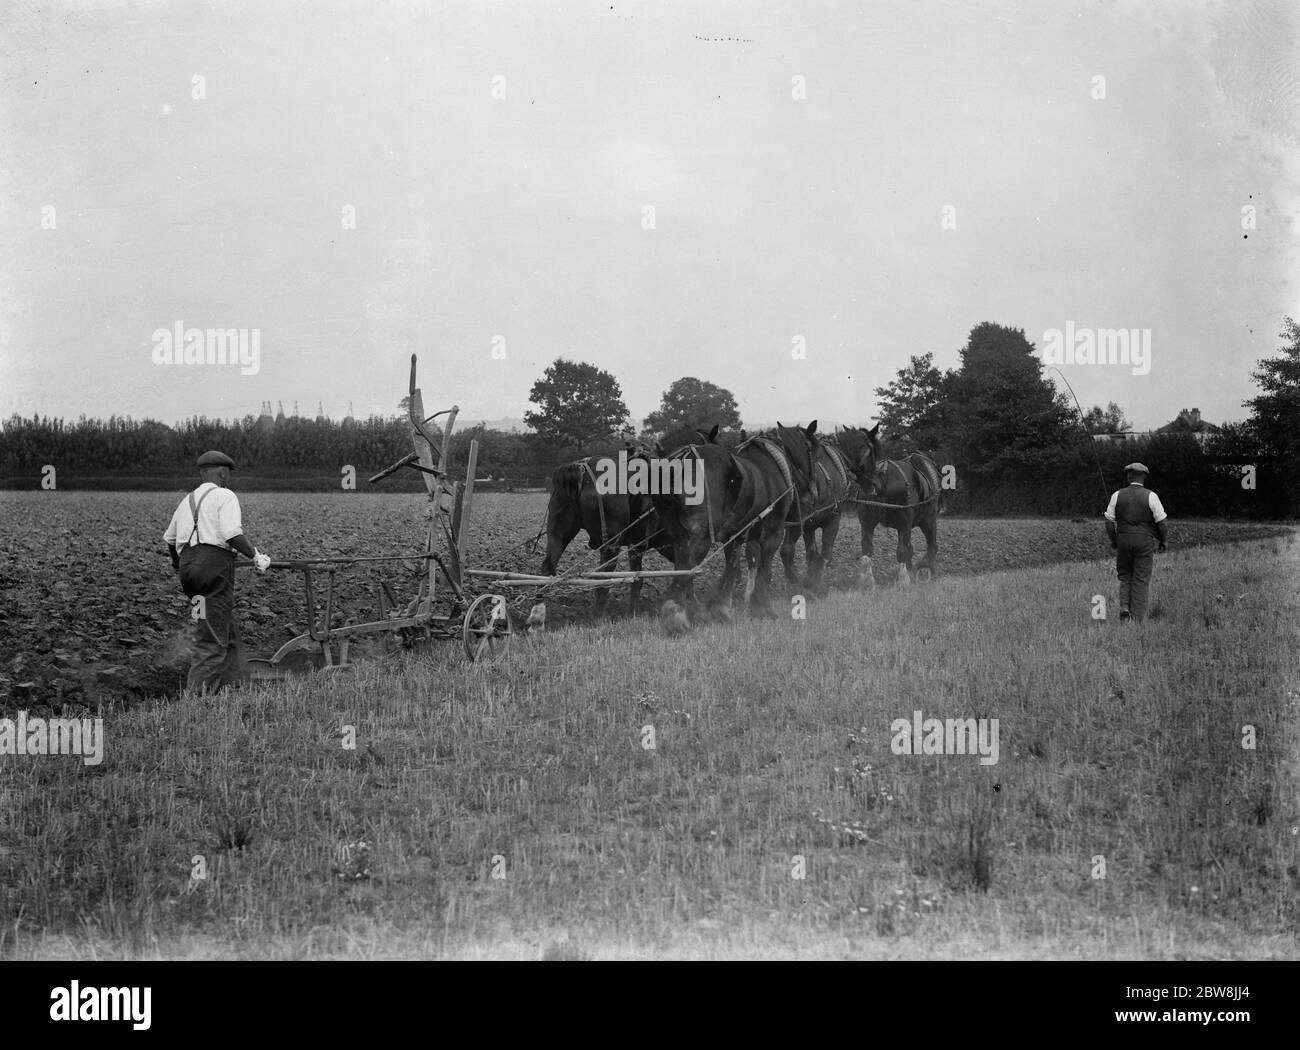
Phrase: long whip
[{"left": 1048, "top": 365, "right": 1111, "bottom": 506}]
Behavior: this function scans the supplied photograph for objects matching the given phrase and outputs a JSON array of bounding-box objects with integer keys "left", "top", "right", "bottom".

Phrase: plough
[{"left": 242, "top": 355, "right": 513, "bottom": 677}]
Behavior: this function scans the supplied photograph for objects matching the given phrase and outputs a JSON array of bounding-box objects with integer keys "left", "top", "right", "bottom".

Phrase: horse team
[{"left": 541, "top": 423, "right": 943, "bottom": 619}]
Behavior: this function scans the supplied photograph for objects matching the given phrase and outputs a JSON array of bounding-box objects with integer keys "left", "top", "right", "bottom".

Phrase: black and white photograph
[{"left": 1, "top": 0, "right": 1297, "bottom": 991}]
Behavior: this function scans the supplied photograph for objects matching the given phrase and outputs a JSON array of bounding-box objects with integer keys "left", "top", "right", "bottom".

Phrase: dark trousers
[
  {"left": 178, "top": 544, "right": 244, "bottom": 692},
  {"left": 1115, "top": 533, "right": 1155, "bottom": 620}
]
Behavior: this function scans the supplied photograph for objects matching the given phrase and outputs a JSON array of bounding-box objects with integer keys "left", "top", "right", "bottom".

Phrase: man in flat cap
[
  {"left": 1103, "top": 462, "right": 1168, "bottom": 622},
  {"left": 163, "top": 451, "right": 272, "bottom": 692}
]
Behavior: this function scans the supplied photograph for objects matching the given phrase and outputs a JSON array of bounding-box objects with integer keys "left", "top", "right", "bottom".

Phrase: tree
[
  {"left": 524, "top": 359, "right": 631, "bottom": 449},
  {"left": 944, "top": 321, "right": 1074, "bottom": 480},
  {"left": 1241, "top": 315, "right": 1300, "bottom": 514},
  {"left": 1244, "top": 317, "right": 1300, "bottom": 453},
  {"left": 1081, "top": 401, "right": 1132, "bottom": 434},
  {"left": 871, "top": 353, "right": 954, "bottom": 448},
  {"left": 642, "top": 377, "right": 742, "bottom": 437}
]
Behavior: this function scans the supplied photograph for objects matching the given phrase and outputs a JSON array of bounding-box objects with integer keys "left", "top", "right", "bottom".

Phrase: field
[
  {"left": 1, "top": 492, "right": 1297, "bottom": 959},
  {"left": 0, "top": 491, "right": 1292, "bottom": 708}
]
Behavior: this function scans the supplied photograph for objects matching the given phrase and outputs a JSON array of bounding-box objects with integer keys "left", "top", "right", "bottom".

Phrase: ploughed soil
[{"left": 0, "top": 491, "right": 1290, "bottom": 711}]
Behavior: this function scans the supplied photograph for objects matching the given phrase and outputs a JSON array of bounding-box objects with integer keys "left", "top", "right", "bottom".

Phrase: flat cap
[
  {"left": 197, "top": 450, "right": 236, "bottom": 469},
  {"left": 1123, "top": 462, "right": 1149, "bottom": 474}
]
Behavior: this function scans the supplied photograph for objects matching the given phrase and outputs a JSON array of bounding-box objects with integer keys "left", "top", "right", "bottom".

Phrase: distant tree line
[
  {"left": 0, "top": 413, "right": 561, "bottom": 490},
  {"left": 4, "top": 317, "right": 1297, "bottom": 516}
]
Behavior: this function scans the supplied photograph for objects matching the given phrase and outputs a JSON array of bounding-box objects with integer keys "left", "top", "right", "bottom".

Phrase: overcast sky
[{"left": 2, "top": 0, "right": 1296, "bottom": 432}]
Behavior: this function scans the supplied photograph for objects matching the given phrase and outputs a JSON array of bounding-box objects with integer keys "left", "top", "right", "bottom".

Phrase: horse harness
[
  {"left": 852, "top": 452, "right": 941, "bottom": 510},
  {"left": 820, "top": 441, "right": 851, "bottom": 494},
  {"left": 567, "top": 459, "right": 610, "bottom": 547},
  {"left": 666, "top": 439, "right": 795, "bottom": 555},
  {"left": 766, "top": 435, "right": 851, "bottom": 527}
]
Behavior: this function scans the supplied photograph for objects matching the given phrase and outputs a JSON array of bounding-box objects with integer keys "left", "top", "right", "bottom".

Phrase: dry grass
[{"left": 1, "top": 533, "right": 1297, "bottom": 959}]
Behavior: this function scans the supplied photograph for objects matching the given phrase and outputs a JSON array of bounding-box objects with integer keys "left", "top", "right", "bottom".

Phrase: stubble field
[{"left": 1, "top": 492, "right": 1297, "bottom": 960}]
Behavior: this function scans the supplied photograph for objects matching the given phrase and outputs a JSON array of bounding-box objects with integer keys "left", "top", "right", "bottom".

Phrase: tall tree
[
  {"left": 1242, "top": 315, "right": 1300, "bottom": 512},
  {"left": 524, "top": 358, "right": 631, "bottom": 449},
  {"left": 642, "top": 377, "right": 742, "bottom": 437},
  {"left": 945, "top": 322, "right": 1074, "bottom": 479},
  {"left": 871, "top": 353, "right": 954, "bottom": 448},
  {"left": 1081, "top": 401, "right": 1132, "bottom": 434},
  {"left": 1244, "top": 316, "right": 1300, "bottom": 451}
]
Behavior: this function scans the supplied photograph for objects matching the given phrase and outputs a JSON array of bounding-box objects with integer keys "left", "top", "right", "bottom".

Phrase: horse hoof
[{"left": 658, "top": 600, "right": 690, "bottom": 635}]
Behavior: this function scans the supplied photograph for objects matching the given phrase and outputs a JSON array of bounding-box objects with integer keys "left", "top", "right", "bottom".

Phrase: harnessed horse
[
  {"left": 837, "top": 425, "right": 943, "bottom": 585},
  {"left": 650, "top": 430, "right": 795, "bottom": 617},
  {"left": 768, "top": 421, "right": 855, "bottom": 597},
  {"left": 538, "top": 427, "right": 718, "bottom": 615}
]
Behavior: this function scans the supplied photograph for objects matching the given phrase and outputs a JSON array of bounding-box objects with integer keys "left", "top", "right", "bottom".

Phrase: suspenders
[{"left": 186, "top": 486, "right": 216, "bottom": 547}]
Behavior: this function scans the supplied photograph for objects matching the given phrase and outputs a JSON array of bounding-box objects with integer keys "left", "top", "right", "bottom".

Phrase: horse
[
  {"left": 837, "top": 425, "right": 942, "bottom": 586},
  {"left": 538, "top": 426, "right": 717, "bottom": 615},
  {"left": 766, "top": 421, "right": 854, "bottom": 598},
  {"left": 650, "top": 429, "right": 795, "bottom": 618}
]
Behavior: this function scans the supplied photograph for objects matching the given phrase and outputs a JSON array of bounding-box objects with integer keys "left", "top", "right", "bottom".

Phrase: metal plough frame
[{"left": 243, "top": 354, "right": 513, "bottom": 677}]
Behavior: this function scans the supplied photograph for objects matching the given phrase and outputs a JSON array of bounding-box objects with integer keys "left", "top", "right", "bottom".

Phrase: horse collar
[
  {"left": 751, "top": 435, "right": 794, "bottom": 491},
  {"left": 823, "top": 442, "right": 850, "bottom": 491}
]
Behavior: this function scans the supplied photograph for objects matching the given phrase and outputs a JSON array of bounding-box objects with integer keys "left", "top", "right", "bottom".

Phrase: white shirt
[
  {"left": 1104, "top": 483, "right": 1168, "bottom": 523},
  {"left": 163, "top": 483, "right": 243, "bottom": 549}
]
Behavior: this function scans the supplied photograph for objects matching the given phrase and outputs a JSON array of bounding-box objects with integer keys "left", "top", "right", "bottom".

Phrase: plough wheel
[{"left": 463, "top": 594, "right": 513, "bottom": 662}]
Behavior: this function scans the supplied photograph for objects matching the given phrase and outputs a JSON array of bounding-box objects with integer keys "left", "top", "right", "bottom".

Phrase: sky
[{"left": 1, "top": 0, "right": 1297, "bottom": 433}]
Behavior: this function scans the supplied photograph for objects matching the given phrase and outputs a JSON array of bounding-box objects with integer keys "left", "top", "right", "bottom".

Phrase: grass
[{"left": 1, "top": 533, "right": 1297, "bottom": 959}]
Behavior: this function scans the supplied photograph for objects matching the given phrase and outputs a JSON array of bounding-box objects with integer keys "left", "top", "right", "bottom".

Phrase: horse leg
[
  {"left": 817, "top": 512, "right": 840, "bottom": 597},
  {"left": 628, "top": 546, "right": 644, "bottom": 614},
  {"left": 713, "top": 537, "right": 743, "bottom": 614},
  {"left": 752, "top": 521, "right": 781, "bottom": 616},
  {"left": 802, "top": 520, "right": 823, "bottom": 598},
  {"left": 918, "top": 512, "right": 938, "bottom": 581},
  {"left": 895, "top": 518, "right": 914, "bottom": 587},
  {"left": 857, "top": 507, "right": 876, "bottom": 588},
  {"left": 779, "top": 523, "right": 800, "bottom": 591},
  {"left": 742, "top": 531, "right": 760, "bottom": 608},
  {"left": 595, "top": 543, "right": 619, "bottom": 616},
  {"left": 668, "top": 542, "right": 698, "bottom": 613}
]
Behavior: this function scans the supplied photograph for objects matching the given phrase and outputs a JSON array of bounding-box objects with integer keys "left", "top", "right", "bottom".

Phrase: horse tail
[
  {"left": 540, "top": 460, "right": 591, "bottom": 574},
  {"left": 545, "top": 459, "right": 591, "bottom": 537},
  {"left": 550, "top": 460, "right": 588, "bottom": 500},
  {"left": 913, "top": 452, "right": 943, "bottom": 514}
]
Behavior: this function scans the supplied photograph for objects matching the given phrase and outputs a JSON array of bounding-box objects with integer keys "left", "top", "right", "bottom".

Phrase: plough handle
[{"left": 369, "top": 451, "right": 419, "bottom": 484}]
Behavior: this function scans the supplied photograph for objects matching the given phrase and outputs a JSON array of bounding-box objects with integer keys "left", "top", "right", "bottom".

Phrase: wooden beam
[{"left": 455, "top": 439, "right": 478, "bottom": 568}]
